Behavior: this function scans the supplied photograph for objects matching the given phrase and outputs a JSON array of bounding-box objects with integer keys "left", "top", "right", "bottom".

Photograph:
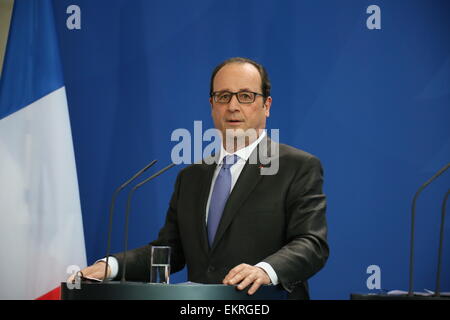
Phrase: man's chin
[
  {"left": 224, "top": 127, "right": 247, "bottom": 138},
  {"left": 223, "top": 127, "right": 259, "bottom": 149}
]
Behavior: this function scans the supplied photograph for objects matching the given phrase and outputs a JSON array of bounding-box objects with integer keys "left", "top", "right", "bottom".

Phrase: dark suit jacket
[{"left": 113, "top": 137, "right": 329, "bottom": 299}]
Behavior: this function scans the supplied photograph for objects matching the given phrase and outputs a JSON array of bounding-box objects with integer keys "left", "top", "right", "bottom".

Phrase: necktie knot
[{"left": 222, "top": 154, "right": 239, "bottom": 170}]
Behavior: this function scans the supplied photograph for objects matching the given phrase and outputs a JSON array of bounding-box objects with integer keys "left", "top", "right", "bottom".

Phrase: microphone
[
  {"left": 121, "top": 163, "right": 176, "bottom": 282},
  {"left": 408, "top": 163, "right": 449, "bottom": 296},
  {"left": 435, "top": 189, "right": 449, "bottom": 297},
  {"left": 103, "top": 160, "right": 158, "bottom": 281}
]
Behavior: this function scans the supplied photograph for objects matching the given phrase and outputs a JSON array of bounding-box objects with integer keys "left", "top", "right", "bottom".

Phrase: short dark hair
[{"left": 209, "top": 57, "right": 271, "bottom": 99}]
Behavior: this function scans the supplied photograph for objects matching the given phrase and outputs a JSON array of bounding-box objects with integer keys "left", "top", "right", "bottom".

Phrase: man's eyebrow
[{"left": 214, "top": 88, "right": 255, "bottom": 92}]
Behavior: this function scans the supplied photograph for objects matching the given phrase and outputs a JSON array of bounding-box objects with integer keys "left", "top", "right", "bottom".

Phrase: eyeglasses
[{"left": 211, "top": 90, "right": 264, "bottom": 104}]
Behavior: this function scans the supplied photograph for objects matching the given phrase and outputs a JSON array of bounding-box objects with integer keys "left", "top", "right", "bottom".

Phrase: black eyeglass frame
[{"left": 210, "top": 90, "right": 265, "bottom": 104}]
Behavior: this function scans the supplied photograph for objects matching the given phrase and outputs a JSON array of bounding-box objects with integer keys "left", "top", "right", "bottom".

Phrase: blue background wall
[{"left": 52, "top": 0, "right": 449, "bottom": 299}]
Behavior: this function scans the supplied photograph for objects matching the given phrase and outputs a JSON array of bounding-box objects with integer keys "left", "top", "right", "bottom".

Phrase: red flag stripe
[{"left": 36, "top": 286, "right": 61, "bottom": 300}]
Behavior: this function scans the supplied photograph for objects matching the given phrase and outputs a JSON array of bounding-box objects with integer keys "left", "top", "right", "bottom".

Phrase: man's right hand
[{"left": 67, "top": 261, "right": 111, "bottom": 283}]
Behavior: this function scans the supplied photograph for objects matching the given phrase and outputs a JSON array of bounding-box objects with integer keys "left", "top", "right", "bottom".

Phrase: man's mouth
[{"left": 226, "top": 119, "right": 243, "bottom": 123}]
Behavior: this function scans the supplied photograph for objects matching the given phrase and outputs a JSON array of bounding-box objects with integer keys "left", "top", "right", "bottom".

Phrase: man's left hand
[{"left": 222, "top": 263, "right": 271, "bottom": 295}]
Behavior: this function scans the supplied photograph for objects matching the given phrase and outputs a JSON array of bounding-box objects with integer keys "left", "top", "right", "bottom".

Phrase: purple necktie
[{"left": 207, "top": 154, "right": 239, "bottom": 246}]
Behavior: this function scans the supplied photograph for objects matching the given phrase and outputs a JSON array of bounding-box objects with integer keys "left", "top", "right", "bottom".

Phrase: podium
[
  {"left": 61, "top": 281, "right": 287, "bottom": 300},
  {"left": 350, "top": 293, "right": 450, "bottom": 300}
]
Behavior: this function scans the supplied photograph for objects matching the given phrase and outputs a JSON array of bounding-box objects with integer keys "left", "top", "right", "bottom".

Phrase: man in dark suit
[{"left": 76, "top": 57, "right": 328, "bottom": 299}]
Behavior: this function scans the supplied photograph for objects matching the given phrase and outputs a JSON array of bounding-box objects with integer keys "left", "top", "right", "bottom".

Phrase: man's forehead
[{"left": 213, "top": 63, "right": 262, "bottom": 91}]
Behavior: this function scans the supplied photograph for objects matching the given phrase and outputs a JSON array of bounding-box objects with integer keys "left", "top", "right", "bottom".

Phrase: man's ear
[
  {"left": 263, "top": 96, "right": 272, "bottom": 117},
  {"left": 209, "top": 97, "right": 213, "bottom": 108}
]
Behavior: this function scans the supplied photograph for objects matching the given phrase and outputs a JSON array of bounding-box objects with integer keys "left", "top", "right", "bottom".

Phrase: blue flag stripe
[{"left": 0, "top": 0, "right": 64, "bottom": 120}]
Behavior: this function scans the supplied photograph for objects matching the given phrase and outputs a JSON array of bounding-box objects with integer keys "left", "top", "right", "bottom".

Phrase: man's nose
[{"left": 227, "top": 94, "right": 241, "bottom": 111}]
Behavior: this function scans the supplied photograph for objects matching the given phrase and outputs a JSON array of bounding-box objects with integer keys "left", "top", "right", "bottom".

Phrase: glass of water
[{"left": 150, "top": 246, "right": 171, "bottom": 284}]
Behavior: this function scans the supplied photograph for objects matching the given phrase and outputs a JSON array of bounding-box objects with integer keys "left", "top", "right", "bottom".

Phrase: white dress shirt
[{"left": 101, "top": 130, "right": 279, "bottom": 285}]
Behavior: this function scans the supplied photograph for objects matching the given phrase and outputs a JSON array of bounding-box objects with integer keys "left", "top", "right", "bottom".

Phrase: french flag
[{"left": 0, "top": 0, "right": 86, "bottom": 299}]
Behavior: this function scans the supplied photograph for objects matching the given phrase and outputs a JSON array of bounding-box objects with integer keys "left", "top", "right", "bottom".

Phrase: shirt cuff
[
  {"left": 97, "top": 256, "right": 119, "bottom": 280},
  {"left": 255, "top": 262, "right": 279, "bottom": 285}
]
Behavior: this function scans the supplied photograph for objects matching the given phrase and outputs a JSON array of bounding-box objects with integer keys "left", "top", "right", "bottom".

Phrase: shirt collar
[{"left": 218, "top": 130, "right": 267, "bottom": 164}]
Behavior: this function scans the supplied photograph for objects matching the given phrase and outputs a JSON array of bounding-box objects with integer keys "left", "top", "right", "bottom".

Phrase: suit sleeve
[
  {"left": 112, "top": 171, "right": 186, "bottom": 281},
  {"left": 263, "top": 155, "right": 329, "bottom": 292}
]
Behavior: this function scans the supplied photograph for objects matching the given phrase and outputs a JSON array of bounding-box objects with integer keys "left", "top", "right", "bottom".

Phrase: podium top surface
[
  {"left": 350, "top": 293, "right": 450, "bottom": 300},
  {"left": 61, "top": 281, "right": 287, "bottom": 300}
]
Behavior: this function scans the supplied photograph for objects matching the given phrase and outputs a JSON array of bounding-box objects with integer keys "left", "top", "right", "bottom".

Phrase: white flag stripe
[{"left": 0, "top": 87, "right": 86, "bottom": 299}]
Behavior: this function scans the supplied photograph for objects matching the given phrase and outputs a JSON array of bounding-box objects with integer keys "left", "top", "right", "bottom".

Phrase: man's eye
[
  {"left": 218, "top": 94, "right": 230, "bottom": 100},
  {"left": 239, "top": 93, "right": 253, "bottom": 101}
]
